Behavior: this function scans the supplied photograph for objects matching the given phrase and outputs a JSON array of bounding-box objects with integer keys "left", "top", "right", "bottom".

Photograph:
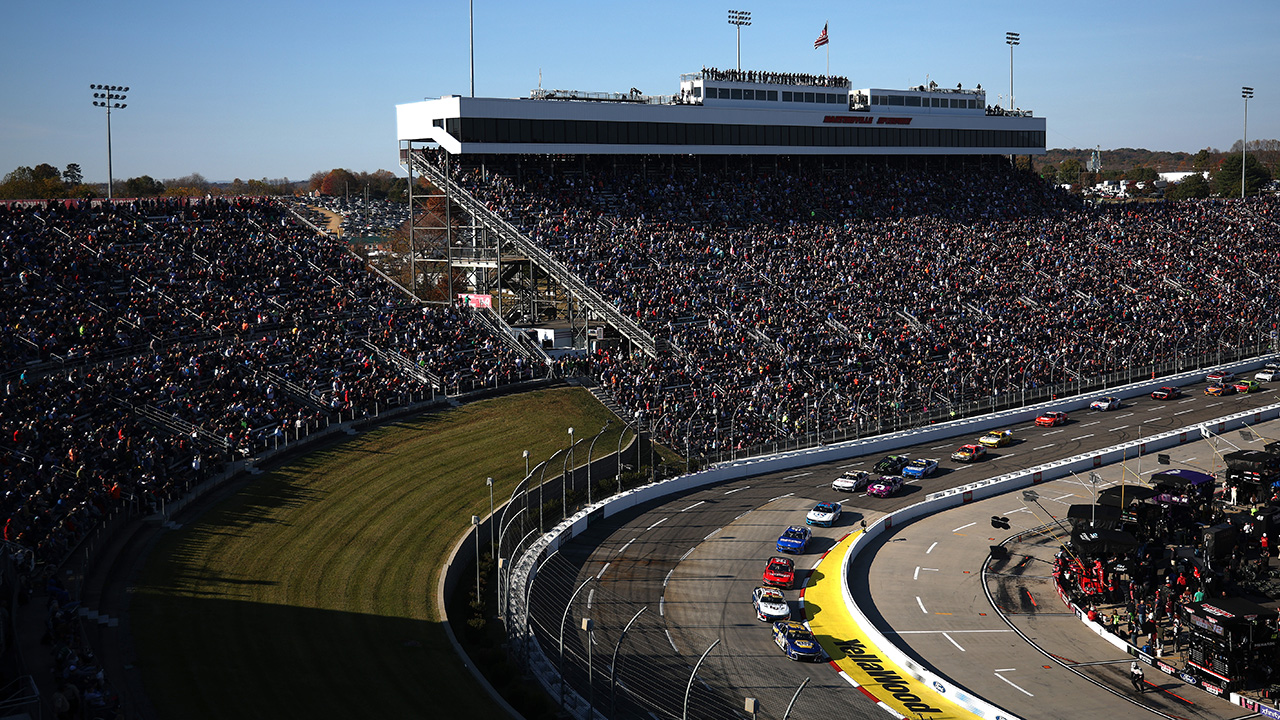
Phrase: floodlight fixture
[
  {"left": 1005, "top": 32, "right": 1020, "bottom": 110},
  {"left": 727, "top": 9, "right": 752, "bottom": 71},
  {"left": 1242, "top": 86, "right": 1254, "bottom": 198},
  {"left": 90, "top": 82, "right": 130, "bottom": 200}
]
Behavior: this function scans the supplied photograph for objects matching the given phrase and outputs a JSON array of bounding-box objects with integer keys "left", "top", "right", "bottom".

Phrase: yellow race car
[{"left": 979, "top": 429, "right": 1014, "bottom": 448}]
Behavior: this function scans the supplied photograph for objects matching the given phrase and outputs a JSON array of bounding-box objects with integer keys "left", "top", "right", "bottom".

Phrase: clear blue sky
[{"left": 2, "top": 0, "right": 1276, "bottom": 183}]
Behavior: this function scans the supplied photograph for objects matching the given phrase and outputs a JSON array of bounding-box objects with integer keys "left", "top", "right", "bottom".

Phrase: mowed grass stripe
[{"left": 131, "top": 388, "right": 626, "bottom": 720}]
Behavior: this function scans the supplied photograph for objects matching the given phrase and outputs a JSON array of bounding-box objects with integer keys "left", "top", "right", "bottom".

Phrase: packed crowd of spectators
[
  {"left": 0, "top": 195, "right": 541, "bottom": 565},
  {"left": 435, "top": 151, "right": 1280, "bottom": 456},
  {"left": 1, "top": 195, "right": 548, "bottom": 716}
]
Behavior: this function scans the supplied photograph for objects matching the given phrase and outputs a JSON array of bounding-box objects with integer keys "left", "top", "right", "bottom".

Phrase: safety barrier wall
[
  {"left": 492, "top": 353, "right": 1276, "bottom": 719},
  {"left": 838, "top": 399, "right": 1280, "bottom": 720},
  {"left": 713, "top": 355, "right": 1279, "bottom": 476}
]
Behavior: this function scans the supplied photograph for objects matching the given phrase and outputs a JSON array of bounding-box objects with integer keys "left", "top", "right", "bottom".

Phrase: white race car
[
  {"left": 1090, "top": 396, "right": 1121, "bottom": 411},
  {"left": 805, "top": 501, "right": 842, "bottom": 527},
  {"left": 832, "top": 470, "right": 873, "bottom": 492},
  {"left": 752, "top": 586, "right": 791, "bottom": 622}
]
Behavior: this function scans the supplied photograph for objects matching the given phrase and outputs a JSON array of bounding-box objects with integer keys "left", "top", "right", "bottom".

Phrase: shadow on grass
[{"left": 130, "top": 595, "right": 537, "bottom": 720}]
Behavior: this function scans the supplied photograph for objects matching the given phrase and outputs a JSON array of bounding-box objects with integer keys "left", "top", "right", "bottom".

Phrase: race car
[
  {"left": 979, "top": 429, "right": 1014, "bottom": 448},
  {"left": 805, "top": 501, "right": 842, "bottom": 527},
  {"left": 772, "top": 620, "right": 824, "bottom": 662},
  {"left": 872, "top": 455, "right": 909, "bottom": 474},
  {"left": 1206, "top": 370, "right": 1236, "bottom": 384},
  {"left": 1035, "top": 411, "right": 1069, "bottom": 427},
  {"left": 752, "top": 586, "right": 791, "bottom": 622},
  {"left": 1256, "top": 364, "right": 1280, "bottom": 382},
  {"left": 867, "top": 475, "right": 905, "bottom": 498},
  {"left": 1151, "top": 386, "right": 1182, "bottom": 400},
  {"left": 1205, "top": 383, "right": 1236, "bottom": 397},
  {"left": 951, "top": 444, "right": 987, "bottom": 463},
  {"left": 1234, "top": 379, "right": 1261, "bottom": 394},
  {"left": 762, "top": 556, "right": 796, "bottom": 589},
  {"left": 832, "top": 470, "right": 874, "bottom": 493},
  {"left": 902, "top": 458, "right": 939, "bottom": 479},
  {"left": 775, "top": 525, "right": 812, "bottom": 554},
  {"left": 1090, "top": 396, "right": 1121, "bottom": 411}
]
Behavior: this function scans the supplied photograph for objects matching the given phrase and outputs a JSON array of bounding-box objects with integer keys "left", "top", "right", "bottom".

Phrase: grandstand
[{"left": 388, "top": 65, "right": 1277, "bottom": 464}]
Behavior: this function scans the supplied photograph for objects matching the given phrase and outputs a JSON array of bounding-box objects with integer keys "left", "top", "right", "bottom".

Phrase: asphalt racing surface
[{"left": 531, "top": 379, "right": 1277, "bottom": 720}]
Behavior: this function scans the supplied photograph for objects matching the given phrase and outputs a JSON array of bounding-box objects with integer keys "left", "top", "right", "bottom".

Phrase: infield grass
[{"left": 131, "top": 387, "right": 627, "bottom": 720}]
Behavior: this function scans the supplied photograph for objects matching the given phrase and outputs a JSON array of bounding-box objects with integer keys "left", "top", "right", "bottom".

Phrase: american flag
[{"left": 814, "top": 23, "right": 828, "bottom": 49}]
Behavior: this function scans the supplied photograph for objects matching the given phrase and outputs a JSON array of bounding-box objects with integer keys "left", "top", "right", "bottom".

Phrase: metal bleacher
[{"left": 407, "top": 151, "right": 660, "bottom": 360}]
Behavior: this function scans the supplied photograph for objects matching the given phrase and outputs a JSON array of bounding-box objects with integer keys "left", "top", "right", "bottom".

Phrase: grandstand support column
[
  {"left": 446, "top": 152, "right": 454, "bottom": 302},
  {"left": 406, "top": 141, "right": 417, "bottom": 298}
]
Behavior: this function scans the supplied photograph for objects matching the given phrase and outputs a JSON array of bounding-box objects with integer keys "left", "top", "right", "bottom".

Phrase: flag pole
[{"left": 826, "top": 20, "right": 830, "bottom": 75}]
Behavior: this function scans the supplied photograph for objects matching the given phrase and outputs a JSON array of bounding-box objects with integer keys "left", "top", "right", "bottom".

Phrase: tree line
[
  {"left": 1037, "top": 142, "right": 1277, "bottom": 199},
  {"left": 0, "top": 163, "right": 420, "bottom": 202}
]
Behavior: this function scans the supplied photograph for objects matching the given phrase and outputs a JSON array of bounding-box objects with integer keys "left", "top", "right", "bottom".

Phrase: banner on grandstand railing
[{"left": 458, "top": 293, "right": 493, "bottom": 309}]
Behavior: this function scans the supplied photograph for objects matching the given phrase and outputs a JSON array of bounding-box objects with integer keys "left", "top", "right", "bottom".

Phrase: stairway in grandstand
[{"left": 406, "top": 152, "right": 660, "bottom": 359}]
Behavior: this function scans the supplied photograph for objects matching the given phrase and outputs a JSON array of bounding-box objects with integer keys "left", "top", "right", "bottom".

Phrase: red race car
[
  {"left": 1151, "top": 386, "right": 1182, "bottom": 400},
  {"left": 1035, "top": 411, "right": 1069, "bottom": 427},
  {"left": 762, "top": 556, "right": 795, "bottom": 589}
]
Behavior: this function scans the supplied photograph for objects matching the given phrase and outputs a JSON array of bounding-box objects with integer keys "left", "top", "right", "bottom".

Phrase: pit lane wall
[
  {"left": 838, "top": 398, "right": 1280, "bottom": 720},
  {"left": 498, "top": 354, "right": 1275, "bottom": 719}
]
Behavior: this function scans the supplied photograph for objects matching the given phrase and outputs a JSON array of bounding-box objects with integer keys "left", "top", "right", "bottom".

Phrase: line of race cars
[
  {"left": 827, "top": 363, "right": 1280, "bottom": 491},
  {"left": 753, "top": 499, "right": 855, "bottom": 661},
  {"left": 752, "top": 363, "right": 1279, "bottom": 663}
]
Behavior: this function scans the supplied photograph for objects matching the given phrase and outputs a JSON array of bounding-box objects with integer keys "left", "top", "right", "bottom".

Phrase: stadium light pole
[
  {"left": 616, "top": 420, "right": 628, "bottom": 493},
  {"left": 1005, "top": 33, "right": 1019, "bottom": 110},
  {"left": 728, "top": 10, "right": 751, "bottom": 72},
  {"left": 486, "top": 477, "right": 495, "bottom": 558},
  {"left": 586, "top": 421, "right": 610, "bottom": 505},
  {"left": 469, "top": 0, "right": 475, "bottom": 97},
  {"left": 90, "top": 84, "right": 128, "bottom": 200},
  {"left": 565, "top": 427, "right": 575, "bottom": 517},
  {"left": 1242, "top": 86, "right": 1254, "bottom": 199},
  {"left": 472, "top": 515, "right": 481, "bottom": 603}
]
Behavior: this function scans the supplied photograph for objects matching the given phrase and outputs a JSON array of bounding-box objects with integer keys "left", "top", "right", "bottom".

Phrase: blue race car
[
  {"left": 772, "top": 620, "right": 824, "bottom": 662},
  {"left": 776, "top": 525, "right": 812, "bottom": 554},
  {"left": 902, "top": 458, "right": 939, "bottom": 479}
]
